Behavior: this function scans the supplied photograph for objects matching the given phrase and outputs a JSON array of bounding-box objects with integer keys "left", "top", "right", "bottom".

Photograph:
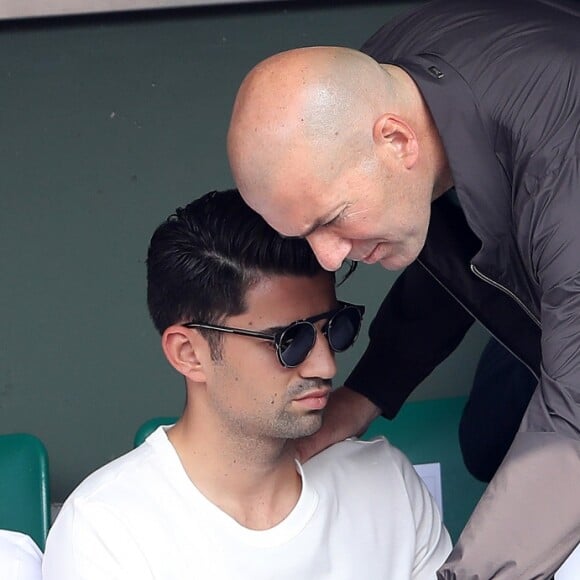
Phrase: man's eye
[
  {"left": 323, "top": 215, "right": 340, "bottom": 227},
  {"left": 280, "top": 336, "right": 295, "bottom": 350},
  {"left": 329, "top": 206, "right": 351, "bottom": 226}
]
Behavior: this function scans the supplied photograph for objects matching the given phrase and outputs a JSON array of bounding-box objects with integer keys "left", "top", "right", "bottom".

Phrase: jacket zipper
[
  {"left": 417, "top": 257, "right": 540, "bottom": 381},
  {"left": 469, "top": 264, "right": 541, "bottom": 328}
]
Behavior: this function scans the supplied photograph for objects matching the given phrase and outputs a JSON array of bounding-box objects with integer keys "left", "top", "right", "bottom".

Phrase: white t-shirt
[
  {"left": 0, "top": 530, "right": 42, "bottom": 580},
  {"left": 43, "top": 427, "right": 451, "bottom": 579}
]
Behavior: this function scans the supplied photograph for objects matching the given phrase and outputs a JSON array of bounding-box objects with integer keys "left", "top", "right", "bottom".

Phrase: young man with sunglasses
[{"left": 42, "top": 189, "right": 450, "bottom": 579}]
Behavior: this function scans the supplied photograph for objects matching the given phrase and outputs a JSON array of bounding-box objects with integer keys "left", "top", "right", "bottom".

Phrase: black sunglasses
[{"left": 183, "top": 301, "right": 365, "bottom": 368}]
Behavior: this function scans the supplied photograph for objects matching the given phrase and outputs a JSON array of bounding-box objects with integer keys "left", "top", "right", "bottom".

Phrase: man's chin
[
  {"left": 294, "top": 415, "right": 324, "bottom": 439},
  {"left": 358, "top": 241, "right": 419, "bottom": 271},
  {"left": 378, "top": 253, "right": 416, "bottom": 271}
]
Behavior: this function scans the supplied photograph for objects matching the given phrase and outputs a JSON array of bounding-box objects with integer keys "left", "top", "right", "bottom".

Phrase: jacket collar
[
  {"left": 391, "top": 54, "right": 511, "bottom": 249},
  {"left": 393, "top": 55, "right": 540, "bottom": 318}
]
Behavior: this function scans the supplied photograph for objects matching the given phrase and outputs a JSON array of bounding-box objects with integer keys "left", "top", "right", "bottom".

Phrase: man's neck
[{"left": 167, "top": 415, "right": 303, "bottom": 530}]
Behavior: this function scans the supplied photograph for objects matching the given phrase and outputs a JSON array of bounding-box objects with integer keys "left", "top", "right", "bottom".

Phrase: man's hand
[{"left": 296, "top": 386, "right": 381, "bottom": 462}]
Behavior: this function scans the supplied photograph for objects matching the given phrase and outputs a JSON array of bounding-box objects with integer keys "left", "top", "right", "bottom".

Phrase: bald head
[
  {"left": 227, "top": 47, "right": 451, "bottom": 273},
  {"left": 227, "top": 46, "right": 397, "bottom": 200}
]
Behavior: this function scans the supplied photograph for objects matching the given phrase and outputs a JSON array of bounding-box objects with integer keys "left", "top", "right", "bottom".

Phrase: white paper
[
  {"left": 555, "top": 543, "right": 580, "bottom": 579},
  {"left": 413, "top": 462, "right": 443, "bottom": 518}
]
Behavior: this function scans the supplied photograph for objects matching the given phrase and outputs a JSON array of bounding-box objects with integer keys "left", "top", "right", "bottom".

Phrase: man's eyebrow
[
  {"left": 259, "top": 324, "right": 287, "bottom": 335},
  {"left": 281, "top": 209, "right": 342, "bottom": 239},
  {"left": 281, "top": 219, "right": 324, "bottom": 240},
  {"left": 300, "top": 219, "right": 326, "bottom": 238}
]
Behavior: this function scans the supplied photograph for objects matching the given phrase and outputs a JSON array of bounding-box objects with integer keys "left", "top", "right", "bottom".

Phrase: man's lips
[
  {"left": 293, "top": 388, "right": 331, "bottom": 410},
  {"left": 349, "top": 243, "right": 383, "bottom": 264},
  {"left": 362, "top": 244, "right": 383, "bottom": 264}
]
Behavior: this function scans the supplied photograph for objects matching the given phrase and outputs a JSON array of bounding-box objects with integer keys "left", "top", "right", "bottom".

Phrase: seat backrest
[
  {"left": 364, "top": 396, "right": 486, "bottom": 542},
  {"left": 134, "top": 417, "right": 177, "bottom": 448},
  {"left": 0, "top": 434, "right": 50, "bottom": 551}
]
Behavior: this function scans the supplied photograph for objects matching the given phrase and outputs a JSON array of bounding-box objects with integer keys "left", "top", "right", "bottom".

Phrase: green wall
[{"left": 0, "top": 1, "right": 489, "bottom": 502}]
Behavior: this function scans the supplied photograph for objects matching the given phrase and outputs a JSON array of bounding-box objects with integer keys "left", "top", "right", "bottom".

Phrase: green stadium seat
[
  {"left": 0, "top": 433, "right": 50, "bottom": 550},
  {"left": 134, "top": 417, "right": 176, "bottom": 448}
]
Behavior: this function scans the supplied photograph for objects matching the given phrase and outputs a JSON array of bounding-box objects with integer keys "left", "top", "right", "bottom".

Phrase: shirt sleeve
[
  {"left": 42, "top": 497, "right": 155, "bottom": 580},
  {"left": 389, "top": 444, "right": 452, "bottom": 579}
]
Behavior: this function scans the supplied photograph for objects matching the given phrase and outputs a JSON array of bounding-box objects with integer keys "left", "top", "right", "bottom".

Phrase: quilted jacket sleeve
[
  {"left": 438, "top": 158, "right": 580, "bottom": 579},
  {"left": 346, "top": 259, "right": 475, "bottom": 418}
]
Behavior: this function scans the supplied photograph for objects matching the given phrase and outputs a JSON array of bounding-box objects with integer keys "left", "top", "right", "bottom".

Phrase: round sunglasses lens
[
  {"left": 328, "top": 307, "right": 361, "bottom": 352},
  {"left": 279, "top": 322, "right": 316, "bottom": 367}
]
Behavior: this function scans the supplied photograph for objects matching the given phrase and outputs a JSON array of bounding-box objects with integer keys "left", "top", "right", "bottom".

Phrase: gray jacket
[{"left": 349, "top": 1, "right": 580, "bottom": 577}]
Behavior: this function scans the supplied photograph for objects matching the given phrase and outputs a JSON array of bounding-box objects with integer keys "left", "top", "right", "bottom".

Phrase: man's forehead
[
  {"left": 241, "top": 185, "right": 335, "bottom": 238},
  {"left": 232, "top": 273, "right": 337, "bottom": 329}
]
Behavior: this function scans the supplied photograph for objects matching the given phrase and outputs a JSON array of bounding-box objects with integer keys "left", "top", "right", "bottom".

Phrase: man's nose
[
  {"left": 306, "top": 231, "right": 352, "bottom": 272},
  {"left": 299, "top": 328, "right": 337, "bottom": 381}
]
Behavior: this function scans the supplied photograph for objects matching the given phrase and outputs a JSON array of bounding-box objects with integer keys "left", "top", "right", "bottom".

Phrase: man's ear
[
  {"left": 372, "top": 113, "right": 418, "bottom": 169},
  {"left": 161, "top": 325, "right": 209, "bottom": 383}
]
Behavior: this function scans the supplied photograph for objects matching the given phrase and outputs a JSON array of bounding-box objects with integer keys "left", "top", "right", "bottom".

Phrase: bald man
[{"left": 227, "top": 0, "right": 580, "bottom": 578}]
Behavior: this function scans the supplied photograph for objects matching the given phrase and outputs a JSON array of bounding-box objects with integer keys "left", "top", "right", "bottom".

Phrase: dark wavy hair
[{"left": 147, "top": 189, "right": 355, "bottom": 354}]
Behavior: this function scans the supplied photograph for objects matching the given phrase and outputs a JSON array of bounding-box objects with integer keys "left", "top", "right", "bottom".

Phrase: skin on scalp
[
  {"left": 227, "top": 46, "right": 452, "bottom": 272},
  {"left": 228, "top": 47, "right": 393, "bottom": 200}
]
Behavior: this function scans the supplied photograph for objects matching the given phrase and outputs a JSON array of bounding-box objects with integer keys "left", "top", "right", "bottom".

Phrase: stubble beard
[{"left": 270, "top": 407, "right": 324, "bottom": 440}]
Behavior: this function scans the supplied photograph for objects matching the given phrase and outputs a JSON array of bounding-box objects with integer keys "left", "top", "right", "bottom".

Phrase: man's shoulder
[
  {"left": 304, "top": 436, "right": 410, "bottom": 479},
  {"left": 362, "top": 0, "right": 576, "bottom": 69},
  {"left": 63, "top": 427, "right": 169, "bottom": 506},
  {"left": 317, "top": 435, "right": 401, "bottom": 458},
  {"left": 0, "top": 531, "right": 42, "bottom": 580},
  {"left": 302, "top": 437, "right": 432, "bottom": 521}
]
